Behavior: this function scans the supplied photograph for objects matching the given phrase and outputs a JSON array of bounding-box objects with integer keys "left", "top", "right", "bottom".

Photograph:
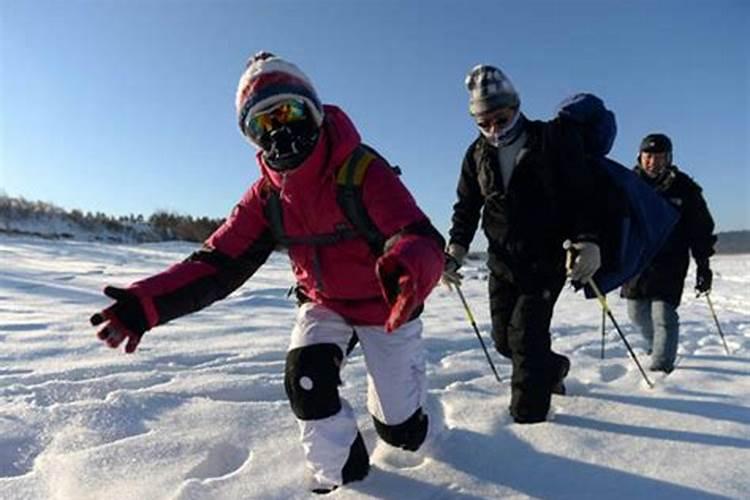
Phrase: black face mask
[{"left": 258, "top": 119, "right": 320, "bottom": 172}]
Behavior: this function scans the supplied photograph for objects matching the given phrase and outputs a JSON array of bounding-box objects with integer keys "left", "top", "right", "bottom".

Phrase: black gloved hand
[
  {"left": 695, "top": 266, "right": 712, "bottom": 295},
  {"left": 90, "top": 286, "right": 149, "bottom": 353}
]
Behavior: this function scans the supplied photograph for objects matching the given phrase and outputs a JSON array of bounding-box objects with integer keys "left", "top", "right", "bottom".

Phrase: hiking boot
[
  {"left": 551, "top": 357, "right": 571, "bottom": 395},
  {"left": 308, "top": 479, "right": 338, "bottom": 495},
  {"left": 510, "top": 408, "right": 548, "bottom": 424},
  {"left": 649, "top": 364, "right": 674, "bottom": 374}
]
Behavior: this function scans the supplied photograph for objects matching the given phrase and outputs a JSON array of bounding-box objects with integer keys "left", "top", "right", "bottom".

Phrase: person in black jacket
[
  {"left": 443, "top": 65, "right": 602, "bottom": 423},
  {"left": 621, "top": 133, "right": 716, "bottom": 373}
]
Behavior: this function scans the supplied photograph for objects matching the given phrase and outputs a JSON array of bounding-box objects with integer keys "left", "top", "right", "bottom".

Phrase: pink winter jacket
[{"left": 121, "top": 105, "right": 444, "bottom": 329}]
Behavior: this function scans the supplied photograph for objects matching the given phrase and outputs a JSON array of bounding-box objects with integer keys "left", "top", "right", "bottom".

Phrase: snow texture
[{"left": 1, "top": 235, "right": 748, "bottom": 499}]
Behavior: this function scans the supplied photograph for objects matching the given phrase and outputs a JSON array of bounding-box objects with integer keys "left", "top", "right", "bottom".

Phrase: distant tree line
[
  {"left": 147, "top": 210, "right": 224, "bottom": 242},
  {"left": 1, "top": 194, "right": 748, "bottom": 251},
  {"left": 0, "top": 195, "right": 224, "bottom": 242},
  {"left": 715, "top": 230, "right": 750, "bottom": 254}
]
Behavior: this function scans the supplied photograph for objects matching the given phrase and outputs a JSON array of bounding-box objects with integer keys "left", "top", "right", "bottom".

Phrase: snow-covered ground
[{"left": 1, "top": 235, "right": 748, "bottom": 499}]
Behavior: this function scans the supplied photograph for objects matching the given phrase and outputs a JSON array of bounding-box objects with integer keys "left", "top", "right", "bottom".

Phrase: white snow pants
[{"left": 287, "top": 302, "right": 426, "bottom": 486}]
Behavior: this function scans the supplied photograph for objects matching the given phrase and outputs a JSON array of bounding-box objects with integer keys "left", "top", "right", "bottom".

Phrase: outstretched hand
[{"left": 90, "top": 286, "right": 149, "bottom": 353}]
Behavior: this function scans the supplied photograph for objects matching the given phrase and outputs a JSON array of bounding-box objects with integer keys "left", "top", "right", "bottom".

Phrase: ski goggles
[{"left": 243, "top": 99, "right": 308, "bottom": 139}]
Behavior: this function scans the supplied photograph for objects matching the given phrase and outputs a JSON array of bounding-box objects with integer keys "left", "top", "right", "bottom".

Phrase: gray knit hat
[{"left": 465, "top": 64, "right": 520, "bottom": 115}]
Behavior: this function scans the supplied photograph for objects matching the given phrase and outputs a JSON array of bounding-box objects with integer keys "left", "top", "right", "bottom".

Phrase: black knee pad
[
  {"left": 372, "top": 407, "right": 428, "bottom": 451},
  {"left": 284, "top": 343, "right": 343, "bottom": 420}
]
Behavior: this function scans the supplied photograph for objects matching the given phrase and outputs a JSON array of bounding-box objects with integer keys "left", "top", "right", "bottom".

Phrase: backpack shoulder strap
[
  {"left": 261, "top": 180, "right": 287, "bottom": 245},
  {"left": 262, "top": 145, "right": 396, "bottom": 255},
  {"left": 336, "top": 144, "right": 390, "bottom": 255},
  {"left": 336, "top": 145, "right": 376, "bottom": 187}
]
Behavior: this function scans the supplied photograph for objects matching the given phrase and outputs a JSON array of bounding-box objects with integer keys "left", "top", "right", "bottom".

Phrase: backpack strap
[
  {"left": 262, "top": 144, "right": 393, "bottom": 257},
  {"left": 336, "top": 145, "right": 389, "bottom": 255},
  {"left": 264, "top": 187, "right": 359, "bottom": 247},
  {"left": 263, "top": 187, "right": 288, "bottom": 245},
  {"left": 263, "top": 178, "right": 359, "bottom": 293}
]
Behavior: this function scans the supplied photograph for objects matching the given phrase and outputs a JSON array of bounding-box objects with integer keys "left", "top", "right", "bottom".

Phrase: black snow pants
[{"left": 488, "top": 272, "right": 569, "bottom": 423}]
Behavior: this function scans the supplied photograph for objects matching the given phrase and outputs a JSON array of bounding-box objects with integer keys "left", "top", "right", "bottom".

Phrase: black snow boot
[{"left": 551, "top": 356, "right": 571, "bottom": 395}]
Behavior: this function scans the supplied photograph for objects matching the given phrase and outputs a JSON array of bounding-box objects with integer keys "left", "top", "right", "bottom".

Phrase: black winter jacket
[
  {"left": 448, "top": 118, "right": 601, "bottom": 290},
  {"left": 621, "top": 165, "right": 715, "bottom": 305}
]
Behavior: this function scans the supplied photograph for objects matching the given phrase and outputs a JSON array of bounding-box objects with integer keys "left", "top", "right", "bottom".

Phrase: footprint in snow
[
  {"left": 185, "top": 443, "right": 251, "bottom": 481},
  {"left": 598, "top": 364, "right": 628, "bottom": 382}
]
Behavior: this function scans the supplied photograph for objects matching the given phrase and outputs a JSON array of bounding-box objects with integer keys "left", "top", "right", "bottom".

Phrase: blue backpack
[{"left": 556, "top": 93, "right": 679, "bottom": 298}]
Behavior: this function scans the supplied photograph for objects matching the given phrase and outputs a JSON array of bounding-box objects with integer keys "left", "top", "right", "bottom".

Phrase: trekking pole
[
  {"left": 454, "top": 285, "right": 503, "bottom": 384},
  {"left": 702, "top": 292, "right": 731, "bottom": 355},
  {"left": 600, "top": 300, "right": 606, "bottom": 360},
  {"left": 587, "top": 279, "right": 654, "bottom": 388}
]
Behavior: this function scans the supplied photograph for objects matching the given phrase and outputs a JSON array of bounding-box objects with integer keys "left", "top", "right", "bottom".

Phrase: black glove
[
  {"left": 90, "top": 286, "right": 149, "bottom": 353},
  {"left": 695, "top": 266, "right": 713, "bottom": 295}
]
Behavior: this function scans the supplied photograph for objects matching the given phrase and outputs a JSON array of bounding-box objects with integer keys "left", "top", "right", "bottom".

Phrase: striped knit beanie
[
  {"left": 235, "top": 52, "right": 324, "bottom": 135},
  {"left": 465, "top": 64, "right": 520, "bottom": 115}
]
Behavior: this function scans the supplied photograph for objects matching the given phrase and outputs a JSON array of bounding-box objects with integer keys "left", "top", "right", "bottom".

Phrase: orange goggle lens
[{"left": 245, "top": 99, "right": 307, "bottom": 138}]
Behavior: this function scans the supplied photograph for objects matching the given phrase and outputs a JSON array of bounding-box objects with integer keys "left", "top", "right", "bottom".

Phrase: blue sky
[{"left": 1, "top": 0, "right": 748, "bottom": 238}]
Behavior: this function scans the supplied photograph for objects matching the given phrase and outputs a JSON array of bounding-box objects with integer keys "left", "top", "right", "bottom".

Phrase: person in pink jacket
[{"left": 89, "top": 52, "right": 445, "bottom": 494}]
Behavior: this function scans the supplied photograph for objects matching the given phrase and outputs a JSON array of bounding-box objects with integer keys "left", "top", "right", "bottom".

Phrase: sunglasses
[
  {"left": 244, "top": 99, "right": 308, "bottom": 138},
  {"left": 476, "top": 109, "right": 515, "bottom": 131}
]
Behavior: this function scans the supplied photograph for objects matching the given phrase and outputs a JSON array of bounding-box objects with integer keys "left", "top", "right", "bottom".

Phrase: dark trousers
[{"left": 488, "top": 272, "right": 568, "bottom": 423}]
